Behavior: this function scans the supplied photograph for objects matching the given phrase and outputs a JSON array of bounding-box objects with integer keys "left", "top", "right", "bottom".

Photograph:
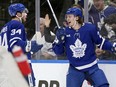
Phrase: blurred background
[
  {"left": 0, "top": 0, "right": 64, "bottom": 39},
  {"left": 0, "top": 0, "right": 110, "bottom": 39}
]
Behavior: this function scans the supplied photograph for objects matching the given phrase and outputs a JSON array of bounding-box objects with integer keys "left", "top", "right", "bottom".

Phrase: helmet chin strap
[{"left": 16, "top": 15, "right": 23, "bottom": 23}]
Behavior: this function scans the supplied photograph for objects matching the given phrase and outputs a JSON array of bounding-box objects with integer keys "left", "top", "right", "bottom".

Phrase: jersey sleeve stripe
[
  {"left": 99, "top": 38, "right": 105, "bottom": 50},
  {"left": 9, "top": 37, "right": 22, "bottom": 42},
  {"left": 10, "top": 40, "right": 17, "bottom": 47}
]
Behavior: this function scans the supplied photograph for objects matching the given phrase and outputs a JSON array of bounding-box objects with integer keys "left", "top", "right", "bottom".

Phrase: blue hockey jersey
[
  {"left": 53, "top": 23, "right": 114, "bottom": 71},
  {"left": 0, "top": 20, "right": 36, "bottom": 85},
  {"left": 0, "top": 20, "right": 31, "bottom": 59},
  {"left": 89, "top": 5, "right": 116, "bottom": 28}
]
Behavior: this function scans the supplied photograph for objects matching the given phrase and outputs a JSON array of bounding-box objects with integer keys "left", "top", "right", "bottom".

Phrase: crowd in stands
[{"left": 89, "top": 0, "right": 116, "bottom": 60}]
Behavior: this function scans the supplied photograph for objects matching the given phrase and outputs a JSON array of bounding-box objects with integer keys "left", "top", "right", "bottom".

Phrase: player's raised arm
[{"left": 89, "top": 24, "right": 116, "bottom": 53}]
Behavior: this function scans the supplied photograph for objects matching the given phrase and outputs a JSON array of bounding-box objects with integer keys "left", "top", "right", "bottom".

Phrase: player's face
[
  {"left": 22, "top": 12, "right": 27, "bottom": 22},
  {"left": 66, "top": 14, "right": 77, "bottom": 27},
  {"left": 95, "top": 48, "right": 104, "bottom": 57},
  {"left": 40, "top": 20, "right": 45, "bottom": 34},
  {"left": 93, "top": 0, "right": 104, "bottom": 11}
]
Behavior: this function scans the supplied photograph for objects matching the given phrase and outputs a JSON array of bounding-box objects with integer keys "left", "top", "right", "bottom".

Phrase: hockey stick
[
  {"left": 74, "top": 0, "right": 79, "bottom": 4},
  {"left": 46, "top": 0, "right": 60, "bottom": 28},
  {"left": 46, "top": 0, "right": 66, "bottom": 41}
]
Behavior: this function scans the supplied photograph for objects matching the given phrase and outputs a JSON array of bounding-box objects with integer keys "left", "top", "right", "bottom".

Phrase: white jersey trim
[
  {"left": 100, "top": 38, "right": 105, "bottom": 50},
  {"left": 15, "top": 55, "right": 27, "bottom": 62},
  {"left": 10, "top": 40, "right": 17, "bottom": 48},
  {"left": 75, "top": 59, "right": 98, "bottom": 70},
  {"left": 9, "top": 37, "right": 22, "bottom": 42}
]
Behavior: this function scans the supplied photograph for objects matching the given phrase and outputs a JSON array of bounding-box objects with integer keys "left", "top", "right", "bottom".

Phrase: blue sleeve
[
  {"left": 52, "top": 38, "right": 65, "bottom": 55},
  {"left": 89, "top": 24, "right": 113, "bottom": 51},
  {"left": 9, "top": 22, "right": 27, "bottom": 53}
]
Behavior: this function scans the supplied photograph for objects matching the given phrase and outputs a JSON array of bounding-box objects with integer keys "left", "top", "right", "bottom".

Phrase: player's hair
[
  {"left": 104, "top": 13, "right": 116, "bottom": 24},
  {"left": 77, "top": 16, "right": 83, "bottom": 25},
  {"left": 72, "top": 4, "right": 83, "bottom": 14}
]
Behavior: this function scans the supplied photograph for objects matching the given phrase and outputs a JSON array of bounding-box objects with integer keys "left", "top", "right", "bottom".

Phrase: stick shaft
[{"left": 47, "top": 0, "right": 60, "bottom": 28}]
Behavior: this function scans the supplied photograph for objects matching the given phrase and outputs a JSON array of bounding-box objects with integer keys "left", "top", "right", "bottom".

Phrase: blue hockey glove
[
  {"left": 55, "top": 27, "right": 66, "bottom": 43},
  {"left": 111, "top": 43, "right": 116, "bottom": 55},
  {"left": 30, "top": 41, "right": 43, "bottom": 53},
  {"left": 25, "top": 41, "right": 43, "bottom": 53}
]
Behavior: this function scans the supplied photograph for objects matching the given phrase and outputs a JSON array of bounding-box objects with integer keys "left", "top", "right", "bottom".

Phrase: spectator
[
  {"left": 96, "top": 13, "right": 116, "bottom": 60},
  {"left": 44, "top": 14, "right": 67, "bottom": 60},
  {"left": 32, "top": 15, "right": 57, "bottom": 60},
  {"left": 89, "top": 0, "right": 116, "bottom": 30},
  {"left": 44, "top": 14, "right": 56, "bottom": 43},
  {"left": 89, "top": 0, "right": 116, "bottom": 60},
  {"left": 108, "top": 0, "right": 116, "bottom": 7}
]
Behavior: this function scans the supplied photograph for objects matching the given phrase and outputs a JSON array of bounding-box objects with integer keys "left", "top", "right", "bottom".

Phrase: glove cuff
[
  {"left": 53, "top": 37, "right": 65, "bottom": 45},
  {"left": 25, "top": 41, "right": 31, "bottom": 52},
  {"left": 113, "top": 43, "right": 116, "bottom": 50}
]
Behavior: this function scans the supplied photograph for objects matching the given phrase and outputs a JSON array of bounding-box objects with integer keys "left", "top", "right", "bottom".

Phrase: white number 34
[{"left": 11, "top": 29, "right": 21, "bottom": 35}]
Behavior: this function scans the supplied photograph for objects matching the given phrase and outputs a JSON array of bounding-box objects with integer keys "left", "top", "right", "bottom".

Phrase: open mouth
[{"left": 68, "top": 21, "right": 71, "bottom": 25}]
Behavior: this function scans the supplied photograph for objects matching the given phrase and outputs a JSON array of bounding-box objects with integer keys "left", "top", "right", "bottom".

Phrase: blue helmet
[
  {"left": 8, "top": 3, "right": 26, "bottom": 16},
  {"left": 66, "top": 7, "right": 83, "bottom": 18}
]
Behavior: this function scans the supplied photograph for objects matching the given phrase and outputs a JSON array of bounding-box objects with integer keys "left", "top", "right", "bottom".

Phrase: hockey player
[
  {"left": 0, "top": 3, "right": 43, "bottom": 87},
  {"left": 52, "top": 7, "right": 116, "bottom": 87}
]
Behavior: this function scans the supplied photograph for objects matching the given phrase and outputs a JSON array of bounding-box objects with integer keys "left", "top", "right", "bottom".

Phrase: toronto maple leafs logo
[{"left": 70, "top": 39, "right": 87, "bottom": 58}]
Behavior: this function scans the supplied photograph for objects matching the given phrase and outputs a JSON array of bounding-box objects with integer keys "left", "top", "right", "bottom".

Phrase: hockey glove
[
  {"left": 31, "top": 41, "right": 43, "bottom": 53},
  {"left": 26, "top": 41, "right": 43, "bottom": 53},
  {"left": 111, "top": 43, "right": 116, "bottom": 55},
  {"left": 55, "top": 27, "right": 66, "bottom": 44}
]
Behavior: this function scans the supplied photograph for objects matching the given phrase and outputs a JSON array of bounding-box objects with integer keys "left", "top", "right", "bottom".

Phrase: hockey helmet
[
  {"left": 66, "top": 7, "right": 83, "bottom": 18},
  {"left": 8, "top": 3, "right": 28, "bottom": 16}
]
